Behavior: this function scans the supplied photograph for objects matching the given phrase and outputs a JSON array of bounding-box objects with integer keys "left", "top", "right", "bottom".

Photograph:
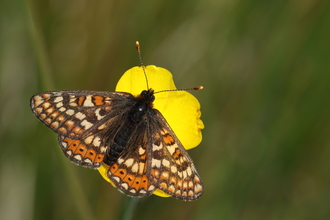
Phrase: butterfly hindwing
[{"left": 106, "top": 117, "right": 157, "bottom": 197}]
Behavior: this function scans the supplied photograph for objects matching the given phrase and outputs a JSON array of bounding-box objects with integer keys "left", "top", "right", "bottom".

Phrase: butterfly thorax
[{"left": 130, "top": 89, "right": 155, "bottom": 122}]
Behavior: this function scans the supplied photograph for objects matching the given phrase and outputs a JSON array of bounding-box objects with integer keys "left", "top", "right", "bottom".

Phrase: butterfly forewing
[
  {"left": 147, "top": 110, "right": 203, "bottom": 201},
  {"left": 30, "top": 90, "right": 134, "bottom": 139},
  {"left": 58, "top": 134, "right": 106, "bottom": 168}
]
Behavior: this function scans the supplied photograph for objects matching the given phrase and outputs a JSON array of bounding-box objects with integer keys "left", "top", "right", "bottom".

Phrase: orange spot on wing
[
  {"left": 73, "top": 126, "right": 84, "bottom": 134},
  {"left": 66, "top": 139, "right": 80, "bottom": 152},
  {"left": 188, "top": 190, "right": 194, "bottom": 197},
  {"left": 58, "top": 127, "right": 67, "bottom": 133},
  {"left": 65, "top": 120, "right": 75, "bottom": 130},
  {"left": 172, "top": 148, "right": 181, "bottom": 159},
  {"left": 182, "top": 181, "right": 188, "bottom": 190},
  {"left": 110, "top": 163, "right": 119, "bottom": 172},
  {"left": 50, "top": 122, "right": 59, "bottom": 129},
  {"left": 123, "top": 174, "right": 135, "bottom": 186},
  {"left": 50, "top": 111, "right": 60, "bottom": 119},
  {"left": 177, "top": 179, "right": 182, "bottom": 189},
  {"left": 41, "top": 94, "right": 51, "bottom": 99},
  {"left": 57, "top": 115, "right": 65, "bottom": 122},
  {"left": 159, "top": 182, "right": 168, "bottom": 189},
  {"left": 85, "top": 149, "right": 97, "bottom": 161},
  {"left": 45, "top": 107, "right": 55, "bottom": 114},
  {"left": 140, "top": 175, "right": 150, "bottom": 190},
  {"left": 131, "top": 176, "right": 142, "bottom": 190},
  {"left": 95, "top": 154, "right": 104, "bottom": 163},
  {"left": 93, "top": 96, "right": 105, "bottom": 105},
  {"left": 114, "top": 169, "right": 127, "bottom": 179},
  {"left": 163, "top": 134, "right": 175, "bottom": 145},
  {"left": 160, "top": 172, "right": 169, "bottom": 181},
  {"left": 139, "top": 154, "right": 146, "bottom": 160},
  {"left": 170, "top": 176, "right": 177, "bottom": 185},
  {"left": 77, "top": 96, "right": 85, "bottom": 106},
  {"left": 151, "top": 169, "right": 160, "bottom": 178}
]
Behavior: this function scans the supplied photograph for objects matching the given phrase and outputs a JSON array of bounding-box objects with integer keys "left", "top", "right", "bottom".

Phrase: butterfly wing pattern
[{"left": 30, "top": 88, "right": 203, "bottom": 200}]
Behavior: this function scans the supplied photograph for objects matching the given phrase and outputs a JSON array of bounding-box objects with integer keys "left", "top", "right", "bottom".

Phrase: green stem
[{"left": 122, "top": 197, "right": 139, "bottom": 220}]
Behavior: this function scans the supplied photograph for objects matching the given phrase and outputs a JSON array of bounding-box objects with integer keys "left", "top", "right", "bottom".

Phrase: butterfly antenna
[
  {"left": 136, "top": 41, "right": 149, "bottom": 90},
  {"left": 154, "top": 86, "right": 204, "bottom": 94}
]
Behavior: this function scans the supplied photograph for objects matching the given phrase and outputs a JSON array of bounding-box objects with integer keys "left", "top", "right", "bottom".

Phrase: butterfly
[{"left": 30, "top": 44, "right": 203, "bottom": 201}]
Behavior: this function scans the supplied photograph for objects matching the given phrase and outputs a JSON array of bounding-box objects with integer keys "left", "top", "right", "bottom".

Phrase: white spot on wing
[
  {"left": 98, "top": 123, "right": 107, "bottom": 130},
  {"left": 167, "top": 145, "right": 176, "bottom": 155},
  {"left": 124, "top": 158, "right": 134, "bottom": 167},
  {"left": 186, "top": 167, "right": 192, "bottom": 176},
  {"left": 151, "top": 158, "right": 161, "bottom": 168},
  {"left": 54, "top": 96, "right": 63, "bottom": 103},
  {"left": 139, "top": 162, "right": 145, "bottom": 174},
  {"left": 51, "top": 121, "right": 59, "bottom": 128},
  {"left": 83, "top": 95, "right": 94, "bottom": 107},
  {"left": 148, "top": 185, "right": 155, "bottom": 191},
  {"left": 95, "top": 108, "right": 106, "bottom": 120},
  {"left": 84, "top": 158, "right": 92, "bottom": 164},
  {"left": 56, "top": 102, "right": 63, "bottom": 108},
  {"left": 61, "top": 141, "right": 68, "bottom": 148},
  {"left": 93, "top": 137, "right": 101, "bottom": 147},
  {"left": 171, "top": 166, "right": 177, "bottom": 173},
  {"left": 74, "top": 155, "right": 82, "bottom": 161},
  {"left": 152, "top": 143, "right": 162, "bottom": 151},
  {"left": 162, "top": 159, "right": 170, "bottom": 168},
  {"left": 75, "top": 112, "right": 86, "bottom": 120},
  {"left": 84, "top": 136, "right": 93, "bottom": 144},
  {"left": 53, "top": 92, "right": 62, "bottom": 96},
  {"left": 35, "top": 107, "right": 43, "bottom": 114},
  {"left": 161, "top": 172, "right": 169, "bottom": 178},
  {"left": 33, "top": 96, "right": 43, "bottom": 107},
  {"left": 112, "top": 176, "right": 120, "bottom": 183},
  {"left": 66, "top": 150, "right": 72, "bottom": 156},
  {"left": 194, "top": 183, "right": 203, "bottom": 193},
  {"left": 182, "top": 171, "right": 187, "bottom": 179},
  {"left": 131, "top": 163, "right": 138, "bottom": 173},
  {"left": 66, "top": 109, "right": 75, "bottom": 116},
  {"left": 42, "top": 102, "right": 51, "bottom": 108},
  {"left": 121, "top": 183, "right": 129, "bottom": 190},
  {"left": 81, "top": 119, "right": 93, "bottom": 130},
  {"left": 138, "top": 147, "right": 146, "bottom": 155},
  {"left": 100, "top": 146, "right": 107, "bottom": 153}
]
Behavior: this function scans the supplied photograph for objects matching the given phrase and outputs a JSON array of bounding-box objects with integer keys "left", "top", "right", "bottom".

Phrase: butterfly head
[{"left": 139, "top": 88, "right": 155, "bottom": 103}]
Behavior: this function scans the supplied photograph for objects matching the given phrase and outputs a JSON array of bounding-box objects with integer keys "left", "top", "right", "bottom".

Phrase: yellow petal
[{"left": 98, "top": 65, "right": 204, "bottom": 198}]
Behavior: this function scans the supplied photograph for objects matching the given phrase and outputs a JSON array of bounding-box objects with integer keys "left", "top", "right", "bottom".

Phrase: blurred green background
[{"left": 1, "top": 0, "right": 330, "bottom": 219}]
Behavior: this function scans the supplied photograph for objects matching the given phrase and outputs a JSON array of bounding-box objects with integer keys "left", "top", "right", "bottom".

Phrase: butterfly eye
[{"left": 141, "top": 90, "right": 148, "bottom": 96}]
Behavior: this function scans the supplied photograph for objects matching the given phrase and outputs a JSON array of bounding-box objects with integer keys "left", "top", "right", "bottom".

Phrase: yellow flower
[{"left": 98, "top": 65, "right": 204, "bottom": 198}]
